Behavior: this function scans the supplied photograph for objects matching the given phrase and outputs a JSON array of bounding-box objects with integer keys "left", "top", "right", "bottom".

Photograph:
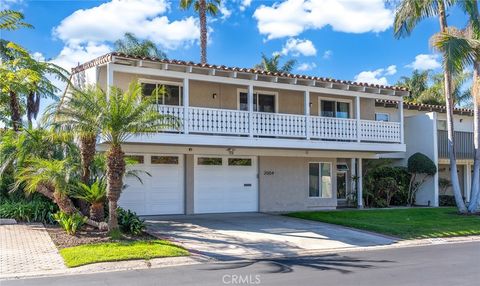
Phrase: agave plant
[{"left": 73, "top": 179, "right": 106, "bottom": 222}]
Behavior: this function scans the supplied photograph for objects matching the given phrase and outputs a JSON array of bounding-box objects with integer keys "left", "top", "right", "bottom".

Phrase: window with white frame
[
  {"left": 239, "top": 92, "right": 276, "bottom": 113},
  {"left": 375, "top": 113, "right": 390, "bottom": 122},
  {"left": 320, "top": 100, "right": 351, "bottom": 118},
  {"left": 309, "top": 162, "right": 332, "bottom": 198},
  {"left": 141, "top": 81, "right": 182, "bottom": 106}
]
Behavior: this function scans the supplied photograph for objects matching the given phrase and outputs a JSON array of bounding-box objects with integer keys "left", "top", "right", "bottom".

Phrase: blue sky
[{"left": 1, "top": 0, "right": 471, "bottom": 87}]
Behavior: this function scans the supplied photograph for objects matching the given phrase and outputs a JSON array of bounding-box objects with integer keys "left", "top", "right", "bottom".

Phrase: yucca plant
[{"left": 73, "top": 179, "right": 106, "bottom": 222}]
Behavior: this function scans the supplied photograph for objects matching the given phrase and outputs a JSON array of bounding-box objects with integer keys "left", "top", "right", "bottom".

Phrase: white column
[
  {"left": 465, "top": 164, "right": 472, "bottom": 202},
  {"left": 183, "top": 78, "right": 189, "bottom": 134},
  {"left": 357, "top": 158, "right": 363, "bottom": 208},
  {"left": 106, "top": 63, "right": 113, "bottom": 97},
  {"left": 399, "top": 99, "right": 404, "bottom": 144},
  {"left": 356, "top": 96, "right": 361, "bottom": 142},
  {"left": 248, "top": 85, "right": 254, "bottom": 137},
  {"left": 304, "top": 90, "right": 310, "bottom": 139}
]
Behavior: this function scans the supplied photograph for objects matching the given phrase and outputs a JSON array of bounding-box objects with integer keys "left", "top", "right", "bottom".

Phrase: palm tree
[
  {"left": 394, "top": 0, "right": 467, "bottom": 213},
  {"left": 0, "top": 10, "right": 32, "bottom": 31},
  {"left": 73, "top": 179, "right": 106, "bottom": 222},
  {"left": 396, "top": 70, "right": 430, "bottom": 102},
  {"left": 254, "top": 53, "right": 297, "bottom": 73},
  {"left": 114, "top": 33, "right": 167, "bottom": 59},
  {"left": 431, "top": 0, "right": 480, "bottom": 212},
  {"left": 99, "top": 82, "right": 175, "bottom": 230},
  {"left": 180, "top": 0, "right": 221, "bottom": 64}
]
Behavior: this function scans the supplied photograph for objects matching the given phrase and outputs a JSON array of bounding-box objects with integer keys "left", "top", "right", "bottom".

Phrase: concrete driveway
[{"left": 145, "top": 213, "right": 398, "bottom": 260}]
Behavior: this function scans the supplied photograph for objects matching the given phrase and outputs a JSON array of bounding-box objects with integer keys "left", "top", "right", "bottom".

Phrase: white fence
[{"left": 158, "top": 105, "right": 402, "bottom": 143}]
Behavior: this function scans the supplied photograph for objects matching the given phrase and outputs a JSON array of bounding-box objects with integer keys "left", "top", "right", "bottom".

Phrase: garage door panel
[
  {"left": 194, "top": 156, "right": 258, "bottom": 214},
  {"left": 120, "top": 154, "right": 184, "bottom": 216}
]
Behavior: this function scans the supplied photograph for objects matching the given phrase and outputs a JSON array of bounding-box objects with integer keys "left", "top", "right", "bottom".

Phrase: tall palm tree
[
  {"left": 114, "top": 33, "right": 167, "bottom": 59},
  {"left": 254, "top": 53, "right": 297, "bottom": 73},
  {"left": 0, "top": 10, "right": 32, "bottom": 31},
  {"left": 396, "top": 70, "right": 430, "bottom": 102},
  {"left": 431, "top": 0, "right": 480, "bottom": 212},
  {"left": 394, "top": 0, "right": 467, "bottom": 212},
  {"left": 180, "top": 0, "right": 221, "bottom": 64},
  {"left": 99, "top": 82, "right": 175, "bottom": 230}
]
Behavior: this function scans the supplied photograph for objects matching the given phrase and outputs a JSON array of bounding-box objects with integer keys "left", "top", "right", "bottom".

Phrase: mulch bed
[{"left": 45, "top": 225, "right": 155, "bottom": 249}]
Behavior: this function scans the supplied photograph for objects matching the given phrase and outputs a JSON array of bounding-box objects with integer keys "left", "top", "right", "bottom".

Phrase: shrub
[
  {"left": 407, "top": 153, "right": 437, "bottom": 205},
  {"left": 0, "top": 196, "right": 58, "bottom": 224},
  {"left": 117, "top": 207, "right": 145, "bottom": 236},
  {"left": 439, "top": 195, "right": 457, "bottom": 207},
  {"left": 52, "top": 211, "right": 87, "bottom": 235},
  {"left": 363, "top": 165, "right": 410, "bottom": 208}
]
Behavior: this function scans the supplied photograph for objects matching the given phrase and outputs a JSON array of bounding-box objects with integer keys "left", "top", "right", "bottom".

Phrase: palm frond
[{"left": 0, "top": 10, "right": 33, "bottom": 31}]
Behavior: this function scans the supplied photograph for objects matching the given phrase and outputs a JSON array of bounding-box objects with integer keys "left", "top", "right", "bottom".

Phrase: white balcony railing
[{"left": 158, "top": 105, "right": 402, "bottom": 143}]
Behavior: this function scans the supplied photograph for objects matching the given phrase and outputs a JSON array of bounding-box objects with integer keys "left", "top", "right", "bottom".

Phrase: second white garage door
[
  {"left": 194, "top": 155, "right": 258, "bottom": 214},
  {"left": 119, "top": 154, "right": 184, "bottom": 215}
]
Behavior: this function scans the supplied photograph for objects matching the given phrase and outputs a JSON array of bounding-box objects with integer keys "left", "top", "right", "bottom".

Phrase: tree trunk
[
  {"left": 9, "top": 91, "right": 21, "bottom": 131},
  {"left": 53, "top": 191, "right": 77, "bottom": 215},
  {"left": 106, "top": 144, "right": 125, "bottom": 231},
  {"left": 90, "top": 202, "right": 104, "bottom": 222},
  {"left": 468, "top": 63, "right": 480, "bottom": 212},
  {"left": 27, "top": 91, "right": 34, "bottom": 127},
  {"left": 79, "top": 134, "right": 96, "bottom": 184},
  {"left": 199, "top": 0, "right": 207, "bottom": 64},
  {"left": 438, "top": 2, "right": 467, "bottom": 213}
]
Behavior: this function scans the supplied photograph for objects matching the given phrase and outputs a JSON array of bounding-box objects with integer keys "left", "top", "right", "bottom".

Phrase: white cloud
[
  {"left": 51, "top": 42, "right": 112, "bottom": 71},
  {"left": 219, "top": 2, "right": 232, "bottom": 20},
  {"left": 31, "top": 52, "right": 45, "bottom": 62},
  {"left": 297, "top": 62, "right": 316, "bottom": 71},
  {"left": 53, "top": 0, "right": 199, "bottom": 50},
  {"left": 253, "top": 0, "right": 393, "bottom": 40},
  {"left": 280, "top": 38, "right": 316, "bottom": 56},
  {"left": 354, "top": 65, "right": 397, "bottom": 85},
  {"left": 406, "top": 54, "right": 441, "bottom": 70},
  {"left": 240, "top": 0, "right": 252, "bottom": 11},
  {"left": 323, "top": 50, "right": 332, "bottom": 59},
  {"left": 3, "top": 0, "right": 23, "bottom": 9}
]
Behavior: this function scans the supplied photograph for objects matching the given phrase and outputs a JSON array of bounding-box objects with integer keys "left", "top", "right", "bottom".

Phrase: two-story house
[
  {"left": 376, "top": 100, "right": 475, "bottom": 206},
  {"left": 72, "top": 53, "right": 407, "bottom": 215}
]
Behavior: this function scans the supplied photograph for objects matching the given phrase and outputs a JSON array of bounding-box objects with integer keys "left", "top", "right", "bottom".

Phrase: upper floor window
[
  {"left": 239, "top": 92, "right": 276, "bottom": 113},
  {"left": 141, "top": 82, "right": 182, "bottom": 106},
  {"left": 320, "top": 100, "right": 350, "bottom": 118},
  {"left": 375, "top": 113, "right": 390, "bottom": 122}
]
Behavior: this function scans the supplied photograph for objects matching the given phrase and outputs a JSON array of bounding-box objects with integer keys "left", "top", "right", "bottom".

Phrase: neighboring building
[
  {"left": 376, "top": 100, "right": 475, "bottom": 207},
  {"left": 72, "top": 53, "right": 407, "bottom": 215}
]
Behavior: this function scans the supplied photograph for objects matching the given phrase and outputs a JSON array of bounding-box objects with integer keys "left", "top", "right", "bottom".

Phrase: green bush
[
  {"left": 408, "top": 153, "right": 437, "bottom": 175},
  {"left": 117, "top": 207, "right": 145, "bottom": 236},
  {"left": 439, "top": 195, "right": 458, "bottom": 207},
  {"left": 364, "top": 166, "right": 411, "bottom": 208},
  {"left": 0, "top": 196, "right": 58, "bottom": 224},
  {"left": 52, "top": 211, "right": 87, "bottom": 235}
]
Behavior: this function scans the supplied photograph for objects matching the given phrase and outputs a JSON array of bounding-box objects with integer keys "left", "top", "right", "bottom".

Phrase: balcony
[
  {"left": 157, "top": 105, "right": 402, "bottom": 145},
  {"left": 437, "top": 130, "right": 474, "bottom": 159}
]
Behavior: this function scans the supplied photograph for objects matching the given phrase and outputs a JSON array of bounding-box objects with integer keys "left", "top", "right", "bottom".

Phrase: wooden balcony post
[
  {"left": 355, "top": 96, "right": 361, "bottom": 142},
  {"left": 183, "top": 78, "right": 189, "bottom": 134},
  {"left": 399, "top": 99, "right": 404, "bottom": 144},
  {"left": 248, "top": 84, "right": 254, "bottom": 137},
  {"left": 304, "top": 90, "right": 310, "bottom": 139}
]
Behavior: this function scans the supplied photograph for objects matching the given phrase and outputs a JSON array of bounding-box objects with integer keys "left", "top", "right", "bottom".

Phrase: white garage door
[
  {"left": 194, "top": 156, "right": 258, "bottom": 214},
  {"left": 119, "top": 154, "right": 184, "bottom": 215}
]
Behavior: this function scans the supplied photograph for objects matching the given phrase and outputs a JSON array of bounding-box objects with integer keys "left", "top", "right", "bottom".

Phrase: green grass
[
  {"left": 287, "top": 207, "right": 480, "bottom": 239},
  {"left": 60, "top": 240, "right": 189, "bottom": 267}
]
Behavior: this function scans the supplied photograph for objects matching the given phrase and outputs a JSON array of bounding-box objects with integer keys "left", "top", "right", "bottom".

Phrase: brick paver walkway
[{"left": 0, "top": 224, "right": 66, "bottom": 278}]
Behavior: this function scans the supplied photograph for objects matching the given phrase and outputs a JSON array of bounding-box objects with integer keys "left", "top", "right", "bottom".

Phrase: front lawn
[
  {"left": 60, "top": 240, "right": 189, "bottom": 267},
  {"left": 287, "top": 207, "right": 480, "bottom": 239}
]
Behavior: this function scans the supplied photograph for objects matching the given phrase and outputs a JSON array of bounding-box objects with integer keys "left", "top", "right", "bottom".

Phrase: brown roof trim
[
  {"left": 71, "top": 52, "right": 409, "bottom": 94},
  {"left": 376, "top": 99, "right": 474, "bottom": 116}
]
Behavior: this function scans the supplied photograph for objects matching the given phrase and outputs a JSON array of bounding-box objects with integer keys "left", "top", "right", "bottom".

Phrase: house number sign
[{"left": 263, "top": 170, "right": 275, "bottom": 176}]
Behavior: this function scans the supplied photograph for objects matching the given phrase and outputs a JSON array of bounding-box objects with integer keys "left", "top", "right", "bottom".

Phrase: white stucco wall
[{"left": 403, "top": 112, "right": 439, "bottom": 206}]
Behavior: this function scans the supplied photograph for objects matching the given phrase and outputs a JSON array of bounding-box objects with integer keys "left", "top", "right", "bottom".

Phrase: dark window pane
[
  {"left": 163, "top": 85, "right": 180, "bottom": 106},
  {"left": 125, "top": 155, "right": 144, "bottom": 164},
  {"left": 336, "top": 102, "right": 350, "bottom": 118},
  {"left": 309, "top": 163, "right": 319, "bottom": 197},
  {"left": 198, "top": 157, "right": 222, "bottom": 165},
  {"left": 142, "top": 83, "right": 157, "bottom": 103},
  {"left": 151, "top": 156, "right": 179, "bottom": 164},
  {"left": 228, "top": 158, "right": 252, "bottom": 166},
  {"left": 258, "top": 94, "right": 275, "bottom": 113},
  {"left": 239, "top": 92, "right": 248, "bottom": 111},
  {"left": 321, "top": 100, "right": 335, "bottom": 117},
  {"left": 337, "top": 172, "right": 347, "bottom": 199}
]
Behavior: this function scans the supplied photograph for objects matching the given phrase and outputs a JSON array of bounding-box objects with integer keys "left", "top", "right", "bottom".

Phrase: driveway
[{"left": 145, "top": 213, "right": 398, "bottom": 260}]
